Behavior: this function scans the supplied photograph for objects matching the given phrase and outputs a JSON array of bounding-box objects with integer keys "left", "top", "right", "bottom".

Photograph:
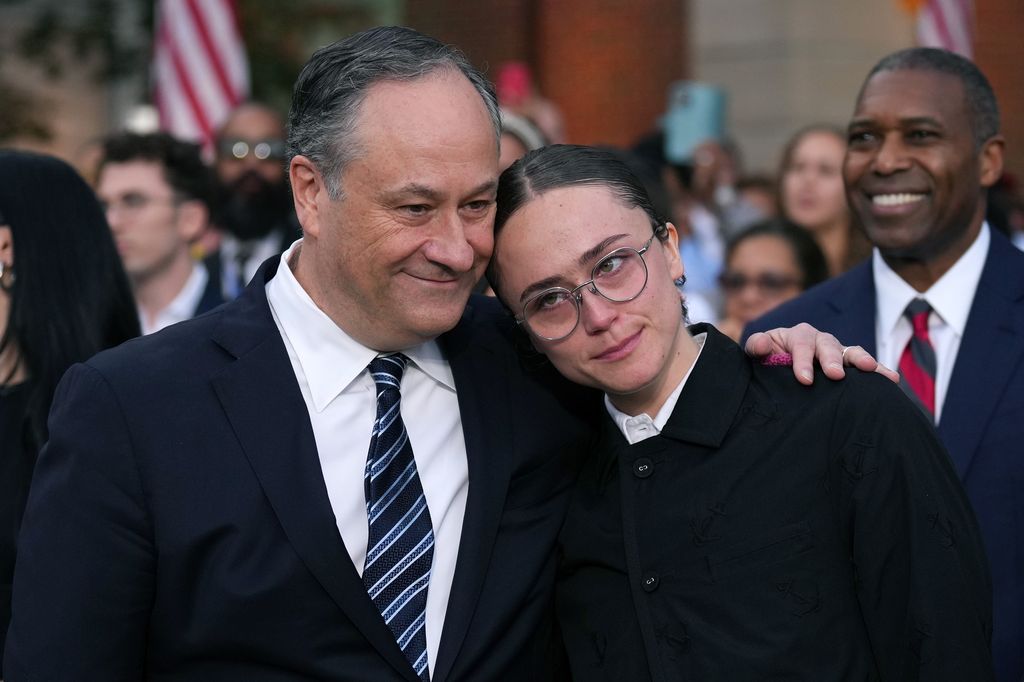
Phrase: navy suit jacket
[
  {"left": 746, "top": 229, "right": 1024, "bottom": 682},
  {"left": 191, "top": 265, "right": 227, "bottom": 318},
  {"left": 5, "top": 260, "right": 597, "bottom": 681}
]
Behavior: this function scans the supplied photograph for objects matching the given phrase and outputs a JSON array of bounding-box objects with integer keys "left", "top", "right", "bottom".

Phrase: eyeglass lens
[
  {"left": 525, "top": 247, "right": 649, "bottom": 340},
  {"left": 221, "top": 138, "right": 285, "bottom": 161}
]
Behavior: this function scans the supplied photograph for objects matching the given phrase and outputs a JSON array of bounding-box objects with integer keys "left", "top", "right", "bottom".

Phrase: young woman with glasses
[{"left": 486, "top": 144, "right": 994, "bottom": 681}]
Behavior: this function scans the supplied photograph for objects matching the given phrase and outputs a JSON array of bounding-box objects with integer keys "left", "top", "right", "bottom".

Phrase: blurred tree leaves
[
  {"left": 240, "top": 0, "right": 398, "bottom": 114},
  {"left": 13, "top": 0, "right": 152, "bottom": 80},
  {"left": 0, "top": 0, "right": 151, "bottom": 143},
  {"left": 0, "top": 0, "right": 400, "bottom": 143}
]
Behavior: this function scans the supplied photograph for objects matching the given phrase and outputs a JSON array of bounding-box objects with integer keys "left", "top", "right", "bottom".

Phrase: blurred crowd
[{"left": 6, "top": 57, "right": 1024, "bottom": 359}]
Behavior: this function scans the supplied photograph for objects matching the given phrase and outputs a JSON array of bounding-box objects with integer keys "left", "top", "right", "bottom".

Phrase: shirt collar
[
  {"left": 874, "top": 222, "right": 990, "bottom": 337},
  {"left": 605, "top": 332, "right": 707, "bottom": 440},
  {"left": 138, "top": 261, "right": 209, "bottom": 335},
  {"left": 265, "top": 240, "right": 454, "bottom": 413},
  {"left": 168, "top": 261, "right": 209, "bottom": 318}
]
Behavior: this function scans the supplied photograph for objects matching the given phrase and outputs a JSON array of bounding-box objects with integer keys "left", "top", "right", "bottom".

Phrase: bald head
[{"left": 215, "top": 102, "right": 288, "bottom": 187}]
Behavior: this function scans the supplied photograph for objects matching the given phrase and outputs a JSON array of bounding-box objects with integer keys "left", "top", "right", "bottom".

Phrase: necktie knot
[
  {"left": 904, "top": 299, "right": 932, "bottom": 338},
  {"left": 369, "top": 353, "right": 409, "bottom": 393}
]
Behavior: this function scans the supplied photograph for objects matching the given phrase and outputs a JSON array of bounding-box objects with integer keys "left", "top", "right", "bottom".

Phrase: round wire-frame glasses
[{"left": 518, "top": 235, "right": 655, "bottom": 341}]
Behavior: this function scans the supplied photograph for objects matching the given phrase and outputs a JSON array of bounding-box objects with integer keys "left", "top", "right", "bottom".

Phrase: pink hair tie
[{"left": 760, "top": 353, "right": 793, "bottom": 367}]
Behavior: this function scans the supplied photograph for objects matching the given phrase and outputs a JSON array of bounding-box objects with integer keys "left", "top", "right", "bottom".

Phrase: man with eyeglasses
[
  {"left": 488, "top": 144, "right": 993, "bottom": 680},
  {"left": 210, "top": 101, "right": 301, "bottom": 298},
  {"left": 96, "top": 132, "right": 223, "bottom": 334}
]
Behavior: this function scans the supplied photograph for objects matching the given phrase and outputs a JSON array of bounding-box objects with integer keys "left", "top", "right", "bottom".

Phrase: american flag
[
  {"left": 153, "top": 0, "right": 250, "bottom": 148},
  {"left": 900, "top": 0, "right": 974, "bottom": 58}
]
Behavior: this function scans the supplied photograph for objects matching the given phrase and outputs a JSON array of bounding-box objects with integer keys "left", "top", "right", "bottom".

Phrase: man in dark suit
[
  {"left": 7, "top": 27, "right": 868, "bottom": 681},
  {"left": 97, "top": 132, "right": 224, "bottom": 334},
  {"left": 747, "top": 47, "right": 1023, "bottom": 682}
]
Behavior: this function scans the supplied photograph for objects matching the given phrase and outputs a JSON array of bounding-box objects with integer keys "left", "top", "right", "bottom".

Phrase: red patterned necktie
[{"left": 898, "top": 299, "right": 936, "bottom": 419}]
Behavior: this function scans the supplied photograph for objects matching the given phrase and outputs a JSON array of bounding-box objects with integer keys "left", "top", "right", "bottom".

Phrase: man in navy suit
[
  {"left": 7, "top": 27, "right": 868, "bottom": 681},
  {"left": 748, "top": 48, "right": 1023, "bottom": 682}
]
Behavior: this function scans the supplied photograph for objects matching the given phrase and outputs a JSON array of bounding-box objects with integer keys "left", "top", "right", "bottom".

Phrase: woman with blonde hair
[{"left": 779, "top": 125, "right": 870, "bottom": 276}]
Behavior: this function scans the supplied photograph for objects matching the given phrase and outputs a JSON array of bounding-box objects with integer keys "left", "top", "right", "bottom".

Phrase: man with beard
[{"left": 210, "top": 101, "right": 301, "bottom": 298}]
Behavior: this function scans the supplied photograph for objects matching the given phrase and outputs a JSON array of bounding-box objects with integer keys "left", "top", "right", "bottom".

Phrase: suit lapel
[
  {"left": 939, "top": 233, "right": 1024, "bottom": 478},
  {"left": 208, "top": 264, "right": 419, "bottom": 682},
  {"left": 431, "top": 303, "right": 513, "bottom": 682},
  {"left": 823, "top": 261, "right": 879, "bottom": 354}
]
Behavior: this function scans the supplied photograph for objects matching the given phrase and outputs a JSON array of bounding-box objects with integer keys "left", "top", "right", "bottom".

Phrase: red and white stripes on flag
[
  {"left": 153, "top": 0, "right": 250, "bottom": 148},
  {"left": 915, "top": 0, "right": 974, "bottom": 58}
]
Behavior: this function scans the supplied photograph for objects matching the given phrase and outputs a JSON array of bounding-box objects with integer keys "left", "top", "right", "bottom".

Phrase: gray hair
[
  {"left": 862, "top": 47, "right": 1000, "bottom": 148},
  {"left": 287, "top": 26, "right": 500, "bottom": 199}
]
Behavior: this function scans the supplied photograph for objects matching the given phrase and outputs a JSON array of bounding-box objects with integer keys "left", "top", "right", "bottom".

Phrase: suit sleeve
[
  {"left": 5, "top": 363, "right": 154, "bottom": 681},
  {"left": 829, "top": 375, "right": 994, "bottom": 681}
]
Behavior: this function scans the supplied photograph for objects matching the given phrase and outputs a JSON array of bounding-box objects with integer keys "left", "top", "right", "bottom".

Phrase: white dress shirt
[
  {"left": 139, "top": 261, "right": 210, "bottom": 335},
  {"left": 265, "top": 241, "right": 468, "bottom": 675},
  {"left": 606, "top": 332, "right": 707, "bottom": 444},
  {"left": 873, "top": 223, "right": 990, "bottom": 423}
]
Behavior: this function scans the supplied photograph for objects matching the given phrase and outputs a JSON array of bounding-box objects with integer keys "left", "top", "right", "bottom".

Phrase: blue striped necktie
[{"left": 363, "top": 354, "right": 434, "bottom": 681}]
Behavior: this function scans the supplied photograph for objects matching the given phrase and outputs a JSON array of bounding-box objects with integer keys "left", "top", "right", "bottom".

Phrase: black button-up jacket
[{"left": 557, "top": 325, "right": 993, "bottom": 681}]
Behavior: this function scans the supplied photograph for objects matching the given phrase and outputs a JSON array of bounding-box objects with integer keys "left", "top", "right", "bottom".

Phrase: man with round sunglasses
[
  {"left": 209, "top": 101, "right": 301, "bottom": 299},
  {"left": 487, "top": 144, "right": 994, "bottom": 680}
]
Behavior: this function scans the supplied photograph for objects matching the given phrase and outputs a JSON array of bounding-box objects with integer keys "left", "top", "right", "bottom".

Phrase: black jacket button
[
  {"left": 633, "top": 458, "right": 654, "bottom": 478},
  {"left": 642, "top": 573, "right": 659, "bottom": 592}
]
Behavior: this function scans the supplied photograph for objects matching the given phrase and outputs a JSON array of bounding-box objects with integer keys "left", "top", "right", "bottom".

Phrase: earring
[{"left": 0, "top": 261, "right": 14, "bottom": 292}]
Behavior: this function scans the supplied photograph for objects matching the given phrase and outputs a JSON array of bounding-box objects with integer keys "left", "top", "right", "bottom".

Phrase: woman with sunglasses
[
  {"left": 717, "top": 219, "right": 829, "bottom": 343},
  {"left": 486, "top": 144, "right": 994, "bottom": 680}
]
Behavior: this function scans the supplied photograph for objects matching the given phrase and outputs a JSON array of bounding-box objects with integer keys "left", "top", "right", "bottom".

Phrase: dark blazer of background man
[
  {"left": 748, "top": 48, "right": 1023, "bottom": 682},
  {"left": 4, "top": 27, "right": 596, "bottom": 681}
]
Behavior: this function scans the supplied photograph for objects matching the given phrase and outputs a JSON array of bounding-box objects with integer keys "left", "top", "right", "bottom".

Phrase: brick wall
[
  {"left": 406, "top": 0, "right": 688, "bottom": 148},
  {"left": 975, "top": 0, "right": 1024, "bottom": 181},
  {"left": 534, "top": 0, "right": 686, "bottom": 146},
  {"left": 406, "top": 1, "right": 534, "bottom": 79}
]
